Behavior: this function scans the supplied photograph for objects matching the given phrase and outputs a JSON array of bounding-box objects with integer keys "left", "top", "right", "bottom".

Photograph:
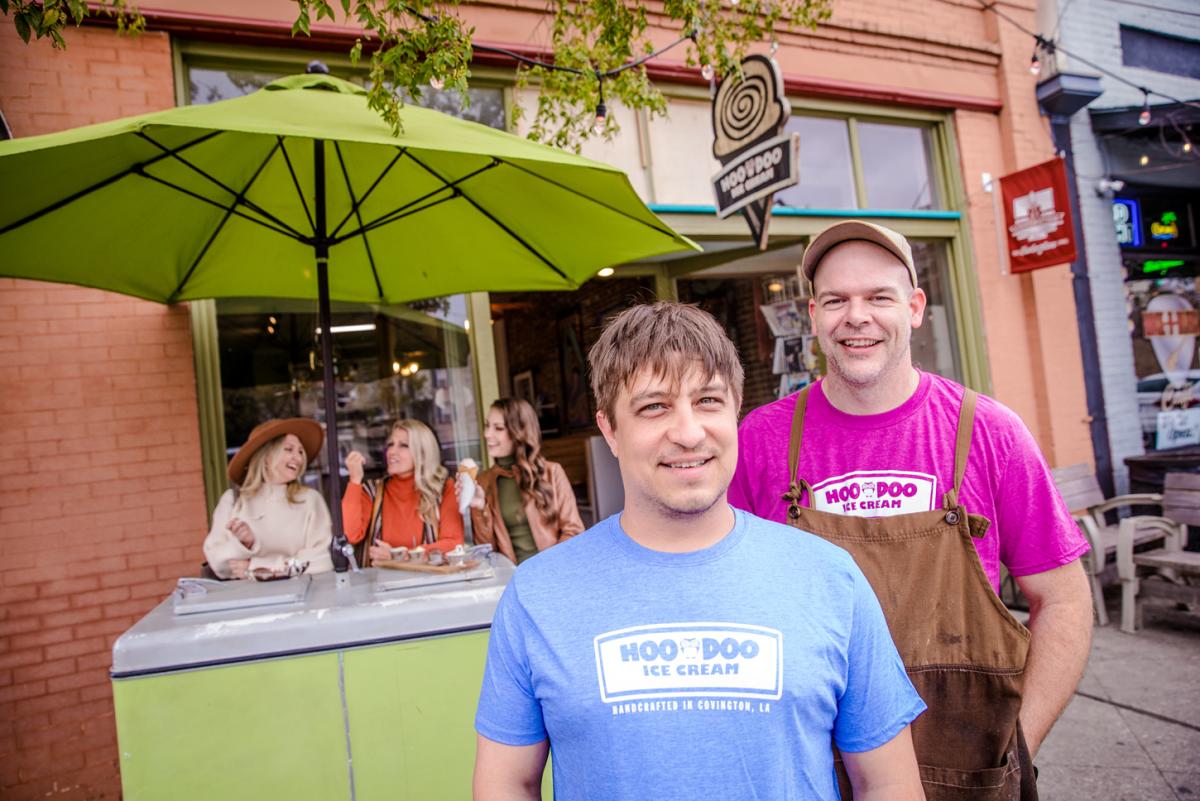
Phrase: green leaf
[{"left": 14, "top": 12, "right": 30, "bottom": 42}]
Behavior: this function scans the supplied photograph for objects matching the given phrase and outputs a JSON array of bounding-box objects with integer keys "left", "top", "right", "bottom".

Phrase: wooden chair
[
  {"left": 1051, "top": 463, "right": 1182, "bottom": 626},
  {"left": 1118, "top": 472, "right": 1200, "bottom": 633}
]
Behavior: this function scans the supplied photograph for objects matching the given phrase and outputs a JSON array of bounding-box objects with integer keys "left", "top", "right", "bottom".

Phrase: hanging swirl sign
[{"left": 711, "top": 55, "right": 800, "bottom": 249}]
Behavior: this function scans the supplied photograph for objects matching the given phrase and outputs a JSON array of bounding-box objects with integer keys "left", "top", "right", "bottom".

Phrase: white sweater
[{"left": 203, "top": 484, "right": 334, "bottom": 579}]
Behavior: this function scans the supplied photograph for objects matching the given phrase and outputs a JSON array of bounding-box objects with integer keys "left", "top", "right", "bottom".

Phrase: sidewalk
[{"left": 1034, "top": 595, "right": 1200, "bottom": 801}]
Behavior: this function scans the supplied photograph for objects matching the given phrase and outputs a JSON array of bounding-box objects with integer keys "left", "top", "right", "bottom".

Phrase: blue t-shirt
[{"left": 475, "top": 509, "right": 925, "bottom": 801}]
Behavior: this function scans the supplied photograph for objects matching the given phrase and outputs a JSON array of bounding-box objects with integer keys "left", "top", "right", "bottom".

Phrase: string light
[
  {"left": 1029, "top": 44, "right": 1041, "bottom": 76},
  {"left": 701, "top": 63, "right": 715, "bottom": 81},
  {"left": 593, "top": 75, "right": 607, "bottom": 134},
  {"left": 978, "top": 1, "right": 1200, "bottom": 114},
  {"left": 429, "top": 76, "right": 444, "bottom": 91},
  {"left": 1138, "top": 92, "right": 1151, "bottom": 126}
]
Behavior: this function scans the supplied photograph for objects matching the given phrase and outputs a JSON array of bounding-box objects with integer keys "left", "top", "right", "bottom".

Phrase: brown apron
[{"left": 782, "top": 387, "right": 1037, "bottom": 801}]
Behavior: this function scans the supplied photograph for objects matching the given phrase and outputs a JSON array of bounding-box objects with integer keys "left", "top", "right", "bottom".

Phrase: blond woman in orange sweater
[{"left": 341, "top": 419, "right": 464, "bottom": 566}]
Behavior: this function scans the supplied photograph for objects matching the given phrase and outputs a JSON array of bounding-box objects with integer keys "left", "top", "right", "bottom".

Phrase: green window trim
[
  {"left": 188, "top": 299, "right": 228, "bottom": 521},
  {"left": 648, "top": 205, "right": 962, "bottom": 220}
]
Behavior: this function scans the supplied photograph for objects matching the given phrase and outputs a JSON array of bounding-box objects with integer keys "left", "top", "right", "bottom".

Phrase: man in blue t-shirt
[{"left": 474, "top": 302, "right": 926, "bottom": 801}]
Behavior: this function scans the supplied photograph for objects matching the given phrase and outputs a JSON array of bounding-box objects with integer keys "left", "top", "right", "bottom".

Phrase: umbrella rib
[
  {"left": 334, "top": 160, "right": 499, "bottom": 243},
  {"left": 133, "top": 169, "right": 303, "bottom": 241},
  {"left": 134, "top": 132, "right": 306, "bottom": 240},
  {"left": 500, "top": 159, "right": 684, "bottom": 240},
  {"left": 335, "top": 191, "right": 460, "bottom": 242},
  {"left": 330, "top": 148, "right": 406, "bottom": 240},
  {"left": 277, "top": 137, "right": 316, "bottom": 236},
  {"left": 333, "top": 142, "right": 384, "bottom": 300},
  {"left": 0, "top": 130, "right": 223, "bottom": 237},
  {"left": 406, "top": 153, "right": 570, "bottom": 282},
  {"left": 167, "top": 139, "right": 284, "bottom": 303}
]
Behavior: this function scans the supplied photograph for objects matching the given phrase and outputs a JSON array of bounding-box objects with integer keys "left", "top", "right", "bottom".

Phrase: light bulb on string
[
  {"left": 1029, "top": 45, "right": 1041, "bottom": 76},
  {"left": 1138, "top": 91, "right": 1151, "bottom": 126},
  {"left": 429, "top": 76, "right": 445, "bottom": 91},
  {"left": 701, "top": 63, "right": 715, "bottom": 81},
  {"left": 593, "top": 100, "right": 608, "bottom": 134},
  {"left": 593, "top": 76, "right": 607, "bottom": 134}
]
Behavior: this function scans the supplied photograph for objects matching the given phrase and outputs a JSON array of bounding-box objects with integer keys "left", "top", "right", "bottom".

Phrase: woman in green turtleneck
[{"left": 462, "top": 398, "right": 584, "bottom": 565}]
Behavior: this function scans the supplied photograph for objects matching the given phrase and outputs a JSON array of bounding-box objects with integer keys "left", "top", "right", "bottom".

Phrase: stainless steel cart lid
[{"left": 111, "top": 558, "right": 514, "bottom": 678}]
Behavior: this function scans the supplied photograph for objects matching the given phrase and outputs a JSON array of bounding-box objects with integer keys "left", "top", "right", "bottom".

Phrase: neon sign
[
  {"left": 1142, "top": 259, "right": 1185, "bottom": 275},
  {"left": 1151, "top": 211, "right": 1180, "bottom": 241},
  {"left": 1113, "top": 198, "right": 1141, "bottom": 247}
]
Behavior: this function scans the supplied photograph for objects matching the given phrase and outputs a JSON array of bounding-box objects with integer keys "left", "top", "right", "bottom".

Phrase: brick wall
[
  {"left": 0, "top": 24, "right": 208, "bottom": 801},
  {"left": 1055, "top": 0, "right": 1200, "bottom": 492}
]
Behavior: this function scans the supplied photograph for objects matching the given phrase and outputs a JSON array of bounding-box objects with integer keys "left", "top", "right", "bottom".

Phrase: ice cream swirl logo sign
[
  {"left": 594, "top": 622, "right": 782, "bottom": 714},
  {"left": 711, "top": 55, "right": 800, "bottom": 250}
]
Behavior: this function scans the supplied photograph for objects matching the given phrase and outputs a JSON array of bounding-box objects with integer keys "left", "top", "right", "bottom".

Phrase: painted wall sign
[
  {"left": 1113, "top": 197, "right": 1142, "bottom": 248},
  {"left": 710, "top": 55, "right": 799, "bottom": 250},
  {"left": 998, "top": 157, "right": 1078, "bottom": 272}
]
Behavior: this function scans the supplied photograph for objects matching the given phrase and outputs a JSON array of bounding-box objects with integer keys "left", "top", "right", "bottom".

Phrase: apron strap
[
  {"left": 787, "top": 386, "right": 812, "bottom": 485},
  {"left": 783, "top": 386, "right": 813, "bottom": 518},
  {"left": 943, "top": 389, "right": 978, "bottom": 510}
]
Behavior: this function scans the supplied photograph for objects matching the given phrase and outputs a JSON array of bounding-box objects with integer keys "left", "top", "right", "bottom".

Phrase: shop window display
[
  {"left": 187, "top": 57, "right": 500, "bottom": 498},
  {"left": 215, "top": 296, "right": 480, "bottom": 497},
  {"left": 677, "top": 239, "right": 961, "bottom": 415}
]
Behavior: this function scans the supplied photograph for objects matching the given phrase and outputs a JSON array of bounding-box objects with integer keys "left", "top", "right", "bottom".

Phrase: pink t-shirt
[{"left": 728, "top": 372, "right": 1089, "bottom": 593}]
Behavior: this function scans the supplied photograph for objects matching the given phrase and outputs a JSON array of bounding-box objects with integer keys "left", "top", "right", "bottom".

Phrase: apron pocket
[{"left": 918, "top": 754, "right": 1020, "bottom": 801}]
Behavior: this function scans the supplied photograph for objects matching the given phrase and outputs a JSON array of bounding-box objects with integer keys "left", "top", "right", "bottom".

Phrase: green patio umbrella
[{"left": 0, "top": 67, "right": 697, "bottom": 565}]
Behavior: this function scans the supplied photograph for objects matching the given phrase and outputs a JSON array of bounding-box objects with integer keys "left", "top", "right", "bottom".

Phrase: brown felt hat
[
  {"left": 227, "top": 418, "right": 324, "bottom": 486},
  {"left": 800, "top": 220, "right": 919, "bottom": 289}
]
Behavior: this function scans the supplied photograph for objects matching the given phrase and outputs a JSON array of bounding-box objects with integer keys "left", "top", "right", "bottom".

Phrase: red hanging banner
[{"left": 998, "top": 157, "right": 1078, "bottom": 273}]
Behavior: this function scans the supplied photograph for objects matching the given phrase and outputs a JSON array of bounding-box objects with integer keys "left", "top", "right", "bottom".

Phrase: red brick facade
[{"left": 0, "top": 25, "right": 207, "bottom": 801}]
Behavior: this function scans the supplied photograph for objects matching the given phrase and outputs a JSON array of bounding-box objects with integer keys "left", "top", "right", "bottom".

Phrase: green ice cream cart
[{"left": 111, "top": 558, "right": 514, "bottom": 801}]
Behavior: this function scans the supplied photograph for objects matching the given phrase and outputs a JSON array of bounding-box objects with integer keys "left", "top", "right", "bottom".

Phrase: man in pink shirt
[{"left": 729, "top": 220, "right": 1093, "bottom": 796}]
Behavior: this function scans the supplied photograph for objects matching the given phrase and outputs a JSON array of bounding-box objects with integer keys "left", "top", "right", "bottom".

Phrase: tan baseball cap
[{"left": 800, "top": 220, "right": 918, "bottom": 288}]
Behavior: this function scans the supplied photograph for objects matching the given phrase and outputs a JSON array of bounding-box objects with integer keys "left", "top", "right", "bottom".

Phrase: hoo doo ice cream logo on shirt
[
  {"left": 594, "top": 623, "right": 782, "bottom": 704},
  {"left": 810, "top": 470, "right": 937, "bottom": 517}
]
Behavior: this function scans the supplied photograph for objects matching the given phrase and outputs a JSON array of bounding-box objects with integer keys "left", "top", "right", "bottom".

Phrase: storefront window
[
  {"left": 186, "top": 56, "right": 495, "bottom": 497},
  {"left": 857, "top": 122, "right": 939, "bottom": 210},
  {"left": 676, "top": 238, "right": 961, "bottom": 414},
  {"left": 187, "top": 64, "right": 506, "bottom": 130},
  {"left": 776, "top": 116, "right": 857, "bottom": 210},
  {"left": 909, "top": 241, "right": 960, "bottom": 379},
  {"left": 216, "top": 297, "right": 479, "bottom": 493}
]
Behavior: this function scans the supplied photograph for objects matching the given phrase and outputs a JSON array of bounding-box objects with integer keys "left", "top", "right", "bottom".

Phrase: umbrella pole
[{"left": 314, "top": 137, "right": 351, "bottom": 573}]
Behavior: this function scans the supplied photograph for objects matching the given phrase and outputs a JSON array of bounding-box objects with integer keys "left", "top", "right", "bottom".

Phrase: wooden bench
[
  {"left": 1118, "top": 472, "right": 1200, "bottom": 633},
  {"left": 1051, "top": 463, "right": 1183, "bottom": 626}
]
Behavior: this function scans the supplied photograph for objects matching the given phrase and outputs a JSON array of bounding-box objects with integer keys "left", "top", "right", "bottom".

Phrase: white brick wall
[{"left": 1042, "top": 0, "right": 1200, "bottom": 492}]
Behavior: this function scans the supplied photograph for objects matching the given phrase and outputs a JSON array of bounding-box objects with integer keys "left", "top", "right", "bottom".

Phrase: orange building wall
[
  {"left": 0, "top": 0, "right": 1094, "bottom": 796},
  {"left": 0, "top": 25, "right": 208, "bottom": 801}
]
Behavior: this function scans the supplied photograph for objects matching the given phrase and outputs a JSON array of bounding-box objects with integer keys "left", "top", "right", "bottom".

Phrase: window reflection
[
  {"left": 187, "top": 66, "right": 506, "bottom": 130},
  {"left": 215, "top": 297, "right": 479, "bottom": 496},
  {"left": 776, "top": 116, "right": 857, "bottom": 210},
  {"left": 857, "top": 122, "right": 939, "bottom": 210},
  {"left": 909, "top": 241, "right": 960, "bottom": 380}
]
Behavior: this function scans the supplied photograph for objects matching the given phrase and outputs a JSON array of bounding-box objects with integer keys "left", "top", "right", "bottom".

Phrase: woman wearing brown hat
[{"left": 203, "top": 418, "right": 334, "bottom": 579}]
